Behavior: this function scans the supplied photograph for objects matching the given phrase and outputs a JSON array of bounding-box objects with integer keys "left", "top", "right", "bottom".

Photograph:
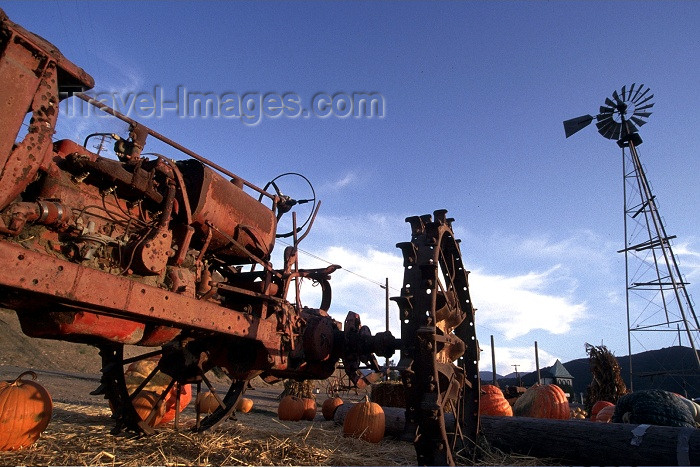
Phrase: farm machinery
[{"left": 0, "top": 9, "right": 479, "bottom": 465}]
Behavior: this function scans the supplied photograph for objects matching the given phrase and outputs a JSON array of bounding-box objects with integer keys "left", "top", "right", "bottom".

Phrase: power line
[
  {"left": 277, "top": 239, "right": 402, "bottom": 292},
  {"left": 279, "top": 240, "right": 515, "bottom": 342}
]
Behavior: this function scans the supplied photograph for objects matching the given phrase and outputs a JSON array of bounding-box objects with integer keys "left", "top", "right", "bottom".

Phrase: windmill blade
[
  {"left": 636, "top": 94, "right": 654, "bottom": 106},
  {"left": 596, "top": 118, "right": 614, "bottom": 132},
  {"left": 612, "top": 90, "right": 623, "bottom": 104},
  {"left": 633, "top": 87, "right": 650, "bottom": 103},
  {"left": 605, "top": 97, "right": 616, "bottom": 108},
  {"left": 630, "top": 84, "right": 644, "bottom": 102},
  {"left": 621, "top": 85, "right": 627, "bottom": 101},
  {"left": 635, "top": 103, "right": 655, "bottom": 111},
  {"left": 633, "top": 111, "right": 653, "bottom": 118},
  {"left": 596, "top": 115, "right": 613, "bottom": 128},
  {"left": 627, "top": 120, "right": 639, "bottom": 134},
  {"left": 602, "top": 122, "right": 620, "bottom": 139},
  {"left": 595, "top": 118, "right": 612, "bottom": 132},
  {"left": 599, "top": 105, "right": 614, "bottom": 115},
  {"left": 596, "top": 114, "right": 615, "bottom": 130},
  {"left": 563, "top": 115, "right": 594, "bottom": 137},
  {"left": 628, "top": 83, "right": 636, "bottom": 101},
  {"left": 596, "top": 118, "right": 615, "bottom": 134},
  {"left": 612, "top": 124, "right": 622, "bottom": 141},
  {"left": 630, "top": 116, "right": 648, "bottom": 127}
]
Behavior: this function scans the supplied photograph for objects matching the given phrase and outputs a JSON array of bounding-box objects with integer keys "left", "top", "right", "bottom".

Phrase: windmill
[{"left": 564, "top": 84, "right": 700, "bottom": 391}]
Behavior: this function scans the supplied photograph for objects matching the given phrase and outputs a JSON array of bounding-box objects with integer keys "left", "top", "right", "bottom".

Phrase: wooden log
[{"left": 334, "top": 405, "right": 700, "bottom": 465}]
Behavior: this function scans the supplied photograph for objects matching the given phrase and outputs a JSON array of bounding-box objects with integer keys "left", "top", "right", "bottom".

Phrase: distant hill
[
  {"left": 495, "top": 346, "right": 700, "bottom": 400},
  {"left": 479, "top": 371, "right": 503, "bottom": 382}
]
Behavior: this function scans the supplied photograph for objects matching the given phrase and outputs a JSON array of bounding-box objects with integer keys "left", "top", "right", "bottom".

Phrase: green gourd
[{"left": 612, "top": 389, "right": 695, "bottom": 428}]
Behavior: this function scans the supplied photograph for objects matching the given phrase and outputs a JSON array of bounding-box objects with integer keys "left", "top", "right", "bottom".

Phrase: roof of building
[{"left": 545, "top": 359, "right": 574, "bottom": 379}]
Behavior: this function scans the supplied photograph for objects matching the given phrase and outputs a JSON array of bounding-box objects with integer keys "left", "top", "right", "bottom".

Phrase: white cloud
[
  {"left": 317, "top": 172, "right": 360, "bottom": 193},
  {"left": 470, "top": 266, "right": 587, "bottom": 340},
  {"left": 673, "top": 240, "right": 700, "bottom": 281},
  {"left": 295, "top": 245, "right": 405, "bottom": 334},
  {"left": 52, "top": 61, "right": 145, "bottom": 146},
  {"left": 293, "top": 238, "right": 587, "bottom": 349}
]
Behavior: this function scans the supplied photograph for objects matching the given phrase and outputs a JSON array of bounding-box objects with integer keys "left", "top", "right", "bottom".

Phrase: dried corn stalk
[
  {"left": 279, "top": 379, "right": 315, "bottom": 400},
  {"left": 584, "top": 343, "right": 628, "bottom": 413}
]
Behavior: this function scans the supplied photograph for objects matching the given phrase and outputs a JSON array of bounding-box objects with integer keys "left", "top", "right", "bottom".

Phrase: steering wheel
[{"left": 259, "top": 172, "right": 316, "bottom": 238}]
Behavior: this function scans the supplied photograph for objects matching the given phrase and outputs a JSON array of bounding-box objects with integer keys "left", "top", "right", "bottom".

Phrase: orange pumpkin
[
  {"left": 0, "top": 371, "right": 53, "bottom": 451},
  {"left": 123, "top": 357, "right": 190, "bottom": 425},
  {"left": 513, "top": 384, "right": 570, "bottom": 419},
  {"left": 196, "top": 391, "right": 221, "bottom": 414},
  {"left": 301, "top": 397, "right": 316, "bottom": 420},
  {"left": 278, "top": 395, "right": 305, "bottom": 421},
  {"left": 590, "top": 400, "right": 614, "bottom": 419},
  {"left": 132, "top": 390, "right": 166, "bottom": 426},
  {"left": 594, "top": 405, "right": 616, "bottom": 423},
  {"left": 125, "top": 358, "right": 170, "bottom": 390},
  {"left": 322, "top": 397, "right": 344, "bottom": 420},
  {"left": 479, "top": 385, "right": 513, "bottom": 417},
  {"left": 236, "top": 397, "right": 254, "bottom": 414},
  {"left": 343, "top": 396, "right": 385, "bottom": 443},
  {"left": 159, "top": 384, "right": 192, "bottom": 424}
]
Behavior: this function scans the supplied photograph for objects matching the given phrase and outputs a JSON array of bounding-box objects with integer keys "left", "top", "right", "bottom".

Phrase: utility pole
[
  {"left": 491, "top": 335, "right": 497, "bottom": 385},
  {"left": 512, "top": 364, "right": 521, "bottom": 386},
  {"left": 535, "top": 341, "right": 541, "bottom": 385},
  {"left": 383, "top": 277, "right": 390, "bottom": 378}
]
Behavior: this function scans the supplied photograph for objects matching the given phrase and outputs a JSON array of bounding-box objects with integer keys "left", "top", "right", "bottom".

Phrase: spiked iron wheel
[
  {"left": 96, "top": 342, "right": 246, "bottom": 434},
  {"left": 563, "top": 84, "right": 654, "bottom": 141},
  {"left": 394, "top": 210, "right": 480, "bottom": 466}
]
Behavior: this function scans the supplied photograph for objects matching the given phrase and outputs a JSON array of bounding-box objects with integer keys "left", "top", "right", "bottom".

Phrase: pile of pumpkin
[
  {"left": 120, "top": 358, "right": 193, "bottom": 426},
  {"left": 278, "top": 395, "right": 385, "bottom": 443},
  {"left": 116, "top": 358, "right": 256, "bottom": 427},
  {"left": 479, "top": 383, "right": 572, "bottom": 419},
  {"left": 480, "top": 383, "right": 700, "bottom": 428},
  {"left": 0, "top": 367, "right": 259, "bottom": 452}
]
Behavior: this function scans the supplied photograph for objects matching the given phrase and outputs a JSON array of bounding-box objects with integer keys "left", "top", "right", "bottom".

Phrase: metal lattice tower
[{"left": 564, "top": 84, "right": 700, "bottom": 389}]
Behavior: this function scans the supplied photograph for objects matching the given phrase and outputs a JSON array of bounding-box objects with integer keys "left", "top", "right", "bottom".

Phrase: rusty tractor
[{"left": 0, "top": 9, "right": 479, "bottom": 465}]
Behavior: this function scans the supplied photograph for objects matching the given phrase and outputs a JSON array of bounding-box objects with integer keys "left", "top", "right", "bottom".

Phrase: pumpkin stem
[{"left": 12, "top": 370, "right": 38, "bottom": 386}]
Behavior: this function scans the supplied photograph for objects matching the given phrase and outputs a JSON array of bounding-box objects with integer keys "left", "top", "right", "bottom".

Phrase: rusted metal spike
[
  {"left": 433, "top": 209, "right": 448, "bottom": 224},
  {"left": 392, "top": 295, "right": 413, "bottom": 311},
  {"left": 405, "top": 215, "right": 425, "bottom": 236},
  {"left": 396, "top": 241, "right": 417, "bottom": 267}
]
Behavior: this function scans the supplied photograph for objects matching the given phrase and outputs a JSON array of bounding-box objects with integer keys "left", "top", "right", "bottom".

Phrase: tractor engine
[{"left": 1, "top": 134, "right": 277, "bottom": 345}]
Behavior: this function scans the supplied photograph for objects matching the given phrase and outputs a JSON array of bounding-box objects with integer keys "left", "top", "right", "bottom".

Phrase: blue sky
[{"left": 4, "top": 1, "right": 699, "bottom": 375}]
